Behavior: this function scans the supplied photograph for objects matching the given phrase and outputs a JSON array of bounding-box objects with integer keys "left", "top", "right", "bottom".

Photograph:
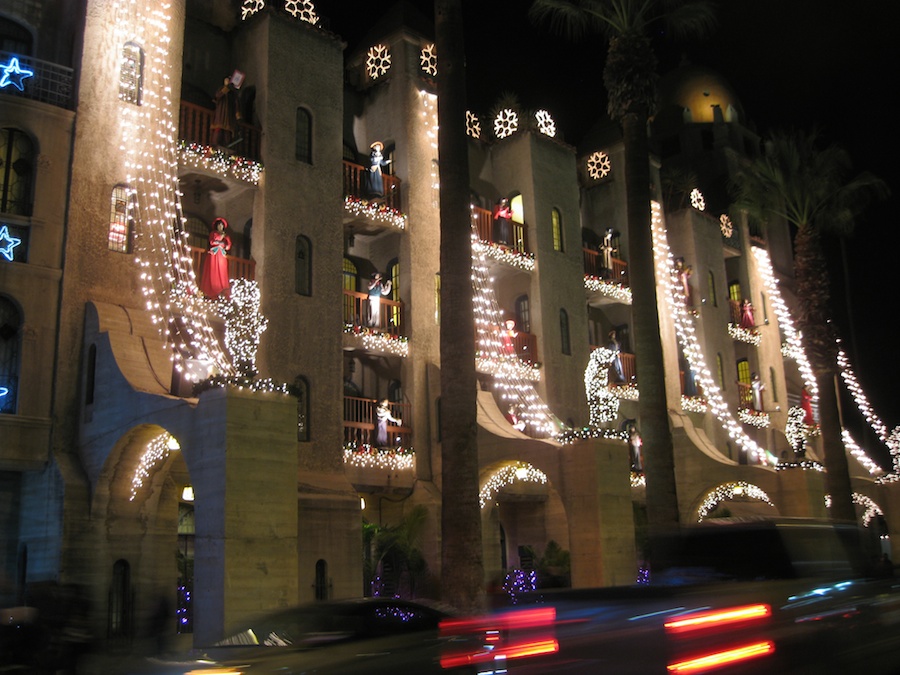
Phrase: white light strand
[
  {"left": 343, "top": 443, "right": 415, "bottom": 471},
  {"left": 825, "top": 492, "right": 885, "bottom": 527},
  {"left": 479, "top": 462, "right": 548, "bottom": 508},
  {"left": 842, "top": 429, "right": 883, "bottom": 476},
  {"left": 344, "top": 196, "right": 407, "bottom": 230},
  {"left": 584, "top": 275, "right": 632, "bottom": 304},
  {"left": 697, "top": 481, "right": 774, "bottom": 521},
  {"left": 652, "top": 202, "right": 773, "bottom": 464},
  {"left": 130, "top": 432, "right": 179, "bottom": 501}
]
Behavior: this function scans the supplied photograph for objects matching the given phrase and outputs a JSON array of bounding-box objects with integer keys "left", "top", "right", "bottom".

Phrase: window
[
  {"left": 119, "top": 42, "right": 143, "bottom": 105},
  {"left": 295, "top": 108, "right": 312, "bottom": 163},
  {"left": 769, "top": 367, "right": 778, "bottom": 402},
  {"left": 560, "top": 309, "right": 571, "bottom": 355},
  {"left": 716, "top": 352, "right": 725, "bottom": 390},
  {"left": 0, "top": 295, "right": 21, "bottom": 414},
  {"left": 183, "top": 216, "right": 209, "bottom": 250},
  {"left": 387, "top": 259, "right": 400, "bottom": 329},
  {"left": 1, "top": 127, "right": 35, "bottom": 216},
  {"left": 108, "top": 185, "right": 135, "bottom": 253},
  {"left": 342, "top": 258, "right": 358, "bottom": 324},
  {"left": 295, "top": 235, "right": 311, "bottom": 296},
  {"left": 551, "top": 208, "right": 563, "bottom": 252},
  {"left": 315, "top": 559, "right": 328, "bottom": 600},
  {"left": 736, "top": 359, "right": 751, "bottom": 386},
  {"left": 85, "top": 344, "right": 97, "bottom": 406},
  {"left": 515, "top": 295, "right": 531, "bottom": 334},
  {"left": 708, "top": 271, "right": 718, "bottom": 307},
  {"left": 109, "top": 559, "right": 132, "bottom": 638},
  {"left": 295, "top": 376, "right": 310, "bottom": 441},
  {"left": 728, "top": 281, "right": 741, "bottom": 304},
  {"left": 0, "top": 17, "right": 33, "bottom": 54},
  {"left": 760, "top": 293, "right": 768, "bottom": 324}
]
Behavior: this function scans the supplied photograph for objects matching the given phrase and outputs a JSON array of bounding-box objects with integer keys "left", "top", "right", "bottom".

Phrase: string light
[
  {"left": 825, "top": 492, "right": 885, "bottom": 527},
  {"left": 738, "top": 407, "right": 770, "bottom": 428},
  {"left": 584, "top": 275, "right": 632, "bottom": 304},
  {"left": 344, "top": 324, "right": 409, "bottom": 357},
  {"left": 130, "top": 432, "right": 180, "bottom": 501},
  {"left": 215, "top": 279, "right": 268, "bottom": 377},
  {"left": 344, "top": 196, "right": 407, "bottom": 230},
  {"left": 479, "top": 462, "right": 548, "bottom": 508},
  {"left": 477, "top": 240, "right": 535, "bottom": 271},
  {"left": 727, "top": 323, "right": 761, "bottom": 345},
  {"left": 681, "top": 395, "right": 708, "bottom": 413},
  {"left": 179, "top": 142, "right": 262, "bottom": 185},
  {"left": 697, "top": 482, "right": 774, "bottom": 521},
  {"left": 343, "top": 442, "right": 414, "bottom": 471},
  {"left": 842, "top": 430, "right": 883, "bottom": 476}
]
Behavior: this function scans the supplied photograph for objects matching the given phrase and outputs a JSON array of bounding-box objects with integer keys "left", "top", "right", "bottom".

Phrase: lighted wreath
[
  {"left": 366, "top": 44, "right": 391, "bottom": 80},
  {"left": 587, "top": 151, "right": 611, "bottom": 180},
  {"left": 493, "top": 108, "right": 518, "bottom": 139},
  {"left": 534, "top": 109, "right": 556, "bottom": 137},
  {"left": 690, "top": 188, "right": 706, "bottom": 211},
  {"left": 466, "top": 110, "right": 481, "bottom": 139},
  {"left": 284, "top": 0, "right": 319, "bottom": 23},
  {"left": 420, "top": 43, "right": 437, "bottom": 77}
]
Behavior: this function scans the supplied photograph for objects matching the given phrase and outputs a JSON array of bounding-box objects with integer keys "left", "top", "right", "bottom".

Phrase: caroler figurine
[{"left": 200, "top": 217, "right": 232, "bottom": 299}]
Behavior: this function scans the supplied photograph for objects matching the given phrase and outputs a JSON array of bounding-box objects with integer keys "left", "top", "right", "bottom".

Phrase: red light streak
[{"left": 664, "top": 604, "right": 771, "bottom": 634}]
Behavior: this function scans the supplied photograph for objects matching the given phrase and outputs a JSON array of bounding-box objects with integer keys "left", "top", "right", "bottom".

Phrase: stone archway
[{"left": 694, "top": 481, "right": 777, "bottom": 522}]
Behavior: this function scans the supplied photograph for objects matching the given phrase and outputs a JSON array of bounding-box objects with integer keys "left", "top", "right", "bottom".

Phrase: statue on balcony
[
  {"left": 750, "top": 372, "right": 765, "bottom": 410},
  {"left": 366, "top": 141, "right": 391, "bottom": 200},
  {"left": 367, "top": 272, "right": 392, "bottom": 328},
  {"left": 626, "top": 421, "right": 643, "bottom": 471},
  {"left": 375, "top": 398, "right": 402, "bottom": 447},
  {"left": 606, "top": 330, "right": 625, "bottom": 384},
  {"left": 801, "top": 387, "right": 814, "bottom": 425},
  {"left": 506, "top": 404, "right": 526, "bottom": 432},
  {"left": 211, "top": 76, "right": 238, "bottom": 148},
  {"left": 501, "top": 318, "right": 518, "bottom": 356},
  {"left": 674, "top": 257, "right": 693, "bottom": 305},
  {"left": 600, "top": 228, "right": 617, "bottom": 278},
  {"left": 492, "top": 197, "right": 512, "bottom": 245},
  {"left": 740, "top": 298, "right": 755, "bottom": 329},
  {"left": 200, "top": 218, "right": 232, "bottom": 299}
]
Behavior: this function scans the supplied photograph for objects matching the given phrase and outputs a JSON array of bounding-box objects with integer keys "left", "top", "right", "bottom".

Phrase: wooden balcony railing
[
  {"left": 471, "top": 206, "right": 530, "bottom": 256},
  {"left": 583, "top": 247, "right": 629, "bottom": 285},
  {"left": 342, "top": 160, "right": 403, "bottom": 212},
  {"left": 343, "top": 289, "right": 403, "bottom": 334},
  {"left": 178, "top": 101, "right": 262, "bottom": 162},
  {"left": 493, "top": 326, "right": 539, "bottom": 364},
  {"left": 343, "top": 396, "right": 411, "bottom": 449},
  {"left": 189, "top": 245, "right": 256, "bottom": 282},
  {"left": 589, "top": 346, "right": 637, "bottom": 385},
  {"left": 736, "top": 381, "right": 754, "bottom": 408}
]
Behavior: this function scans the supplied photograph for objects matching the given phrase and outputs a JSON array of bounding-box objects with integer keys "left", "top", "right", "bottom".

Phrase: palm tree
[
  {"left": 435, "top": 0, "right": 484, "bottom": 612},
  {"left": 733, "top": 131, "right": 887, "bottom": 522},
  {"left": 529, "top": 0, "right": 716, "bottom": 531}
]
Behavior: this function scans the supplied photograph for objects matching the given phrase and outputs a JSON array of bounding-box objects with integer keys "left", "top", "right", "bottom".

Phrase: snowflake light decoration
[
  {"left": 493, "top": 108, "right": 518, "bottom": 139},
  {"left": 466, "top": 111, "right": 481, "bottom": 139},
  {"left": 284, "top": 0, "right": 319, "bottom": 23},
  {"left": 241, "top": 0, "right": 265, "bottom": 19},
  {"left": 534, "top": 109, "right": 556, "bottom": 137},
  {"left": 587, "top": 151, "right": 611, "bottom": 180},
  {"left": 420, "top": 43, "right": 437, "bottom": 77},
  {"left": 719, "top": 214, "right": 733, "bottom": 237},
  {"left": 690, "top": 188, "right": 706, "bottom": 211},
  {"left": 366, "top": 44, "right": 391, "bottom": 80}
]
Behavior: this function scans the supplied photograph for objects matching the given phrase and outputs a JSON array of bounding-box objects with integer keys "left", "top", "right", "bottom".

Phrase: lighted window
[
  {"left": 295, "top": 107, "right": 312, "bottom": 163},
  {"left": 728, "top": 281, "right": 741, "bottom": 304},
  {"left": 0, "top": 295, "right": 21, "bottom": 414},
  {"left": 119, "top": 42, "right": 143, "bottom": 105},
  {"left": 1, "top": 127, "right": 34, "bottom": 216},
  {"left": 295, "top": 235, "right": 312, "bottom": 296},
  {"left": 736, "top": 359, "right": 751, "bottom": 386},
  {"left": 708, "top": 270, "right": 718, "bottom": 307},
  {"left": 295, "top": 375, "right": 310, "bottom": 441},
  {"left": 560, "top": 308, "right": 571, "bottom": 355},
  {"left": 108, "top": 185, "right": 135, "bottom": 253},
  {"left": 388, "top": 259, "right": 400, "bottom": 330},
  {"left": 551, "top": 208, "right": 563, "bottom": 252}
]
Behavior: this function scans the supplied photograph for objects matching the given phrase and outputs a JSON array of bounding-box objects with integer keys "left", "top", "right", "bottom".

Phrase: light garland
[
  {"left": 681, "top": 395, "right": 708, "bottom": 413},
  {"left": 215, "top": 279, "right": 268, "bottom": 377},
  {"left": 130, "top": 432, "right": 179, "bottom": 501},
  {"left": 476, "top": 239, "right": 535, "bottom": 271},
  {"left": 179, "top": 142, "right": 263, "bottom": 185},
  {"left": 784, "top": 406, "right": 819, "bottom": 451},
  {"left": 344, "top": 196, "right": 407, "bottom": 230},
  {"left": 475, "top": 356, "right": 541, "bottom": 382},
  {"left": 493, "top": 108, "right": 518, "bottom": 139},
  {"left": 774, "top": 460, "right": 824, "bottom": 472},
  {"left": 366, "top": 44, "right": 391, "bottom": 80},
  {"left": 584, "top": 275, "right": 632, "bottom": 304},
  {"left": 697, "top": 482, "right": 774, "bottom": 521},
  {"left": 842, "top": 429, "right": 883, "bottom": 476},
  {"left": 534, "top": 109, "right": 556, "bottom": 137},
  {"left": 479, "top": 462, "right": 548, "bottom": 508},
  {"left": 420, "top": 43, "right": 437, "bottom": 77},
  {"left": 344, "top": 324, "right": 410, "bottom": 357},
  {"left": 610, "top": 383, "right": 639, "bottom": 401},
  {"left": 737, "top": 407, "right": 770, "bottom": 428},
  {"left": 825, "top": 492, "right": 885, "bottom": 527},
  {"left": 343, "top": 442, "right": 414, "bottom": 471},
  {"left": 727, "top": 323, "right": 761, "bottom": 346},
  {"left": 115, "top": 1, "right": 233, "bottom": 381},
  {"left": 653, "top": 202, "right": 774, "bottom": 465},
  {"left": 586, "top": 151, "right": 611, "bottom": 180}
]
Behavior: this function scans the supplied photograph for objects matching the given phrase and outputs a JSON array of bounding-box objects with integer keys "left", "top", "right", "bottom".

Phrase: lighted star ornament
[
  {"left": 0, "top": 225, "right": 23, "bottom": 261},
  {"left": 0, "top": 57, "right": 34, "bottom": 91}
]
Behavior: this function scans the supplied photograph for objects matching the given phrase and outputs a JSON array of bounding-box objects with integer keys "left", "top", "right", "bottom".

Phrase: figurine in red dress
[{"left": 200, "top": 218, "right": 232, "bottom": 299}]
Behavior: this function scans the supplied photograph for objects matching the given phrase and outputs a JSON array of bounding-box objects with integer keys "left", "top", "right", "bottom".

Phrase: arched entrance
[{"left": 694, "top": 481, "right": 777, "bottom": 521}]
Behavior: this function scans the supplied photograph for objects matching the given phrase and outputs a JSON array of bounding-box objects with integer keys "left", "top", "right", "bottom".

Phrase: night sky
[{"left": 316, "top": 0, "right": 900, "bottom": 465}]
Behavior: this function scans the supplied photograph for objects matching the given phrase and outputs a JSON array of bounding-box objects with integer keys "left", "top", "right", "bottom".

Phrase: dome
[{"left": 658, "top": 64, "right": 744, "bottom": 124}]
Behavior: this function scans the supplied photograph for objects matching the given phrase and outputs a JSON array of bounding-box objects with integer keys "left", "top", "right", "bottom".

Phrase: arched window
[
  {"left": 515, "top": 295, "right": 531, "bottom": 334},
  {"left": 295, "top": 375, "right": 310, "bottom": 441},
  {"left": 295, "top": 235, "right": 312, "bottom": 296},
  {"left": 109, "top": 559, "right": 132, "bottom": 638},
  {"left": 1, "top": 127, "right": 35, "bottom": 216},
  {"left": 0, "top": 295, "right": 22, "bottom": 414},
  {"left": 736, "top": 358, "right": 751, "bottom": 386},
  {"left": 728, "top": 281, "right": 741, "bottom": 304},
  {"left": 108, "top": 184, "right": 135, "bottom": 253},
  {"left": 119, "top": 42, "right": 143, "bottom": 105},
  {"left": 342, "top": 258, "right": 358, "bottom": 324},
  {"left": 708, "top": 270, "right": 718, "bottom": 307},
  {"left": 716, "top": 352, "right": 725, "bottom": 390},
  {"left": 551, "top": 208, "right": 563, "bottom": 252},
  {"left": 559, "top": 308, "right": 571, "bottom": 355},
  {"left": 769, "top": 367, "right": 778, "bottom": 402},
  {"left": 295, "top": 107, "right": 312, "bottom": 163},
  {"left": 314, "top": 559, "right": 328, "bottom": 600}
]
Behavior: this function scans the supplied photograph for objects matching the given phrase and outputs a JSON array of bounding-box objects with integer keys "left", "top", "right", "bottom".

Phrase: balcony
[
  {"left": 343, "top": 160, "right": 403, "bottom": 213},
  {"left": 583, "top": 247, "right": 629, "bottom": 285},
  {"left": 178, "top": 101, "right": 262, "bottom": 162},
  {"left": 343, "top": 396, "right": 411, "bottom": 450},
  {"left": 0, "top": 50, "right": 74, "bottom": 109},
  {"left": 590, "top": 345, "right": 637, "bottom": 385},
  {"left": 189, "top": 245, "right": 256, "bottom": 283},
  {"left": 471, "top": 206, "right": 531, "bottom": 257},
  {"left": 343, "top": 289, "right": 404, "bottom": 334}
]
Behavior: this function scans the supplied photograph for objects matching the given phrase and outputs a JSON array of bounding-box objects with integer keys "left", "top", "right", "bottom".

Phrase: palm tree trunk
[
  {"left": 435, "top": 0, "right": 484, "bottom": 613},
  {"left": 621, "top": 110, "right": 680, "bottom": 531}
]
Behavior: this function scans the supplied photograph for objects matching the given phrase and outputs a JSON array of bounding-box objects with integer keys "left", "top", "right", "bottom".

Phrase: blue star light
[
  {"left": 0, "top": 57, "right": 34, "bottom": 91},
  {"left": 0, "top": 225, "right": 22, "bottom": 261},
  {"left": 0, "top": 387, "right": 8, "bottom": 399}
]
